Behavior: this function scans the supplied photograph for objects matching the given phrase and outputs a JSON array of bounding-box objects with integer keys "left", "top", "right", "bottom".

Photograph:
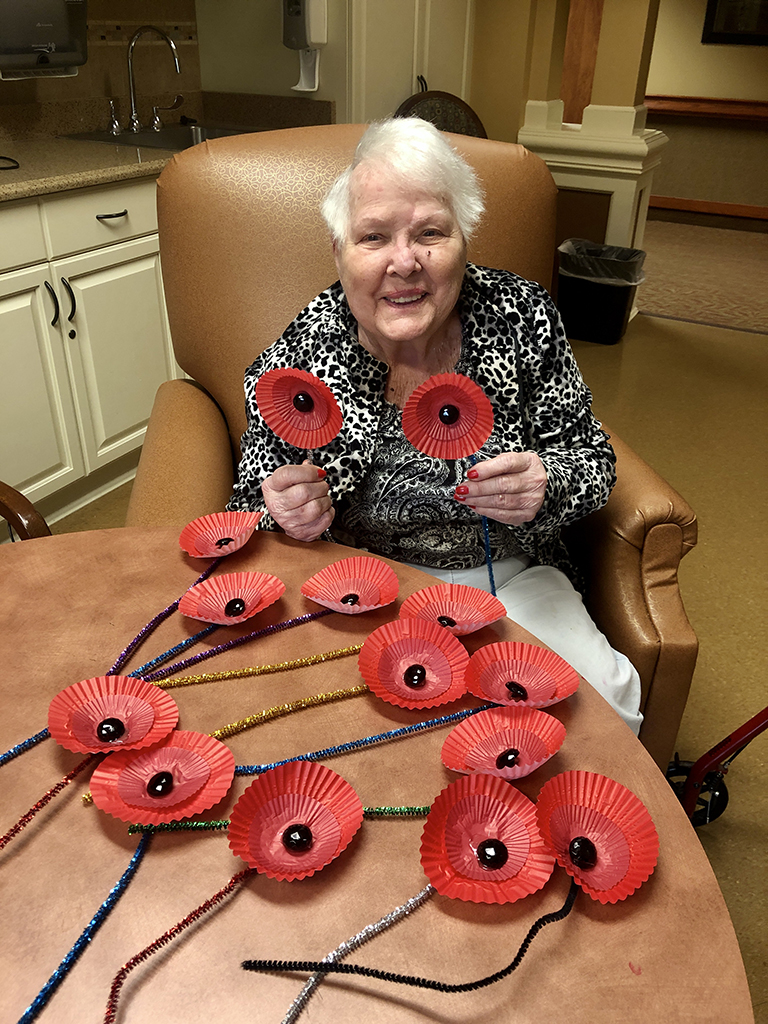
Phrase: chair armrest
[
  {"left": 0, "top": 481, "right": 52, "bottom": 540},
  {"left": 126, "top": 380, "right": 237, "bottom": 529},
  {"left": 564, "top": 428, "right": 699, "bottom": 770}
]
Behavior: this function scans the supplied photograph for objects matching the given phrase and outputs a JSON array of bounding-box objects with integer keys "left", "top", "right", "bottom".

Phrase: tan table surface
[{"left": 0, "top": 527, "right": 754, "bottom": 1024}]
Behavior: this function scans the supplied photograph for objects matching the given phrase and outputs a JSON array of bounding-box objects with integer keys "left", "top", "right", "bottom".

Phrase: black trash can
[{"left": 556, "top": 238, "right": 646, "bottom": 345}]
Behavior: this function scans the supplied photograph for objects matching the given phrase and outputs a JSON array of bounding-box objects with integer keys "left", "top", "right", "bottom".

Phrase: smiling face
[{"left": 333, "top": 162, "right": 467, "bottom": 360}]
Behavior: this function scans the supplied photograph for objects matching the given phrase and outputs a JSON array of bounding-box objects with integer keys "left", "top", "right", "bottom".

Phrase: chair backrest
[
  {"left": 394, "top": 90, "right": 488, "bottom": 137},
  {"left": 157, "top": 123, "right": 557, "bottom": 446}
]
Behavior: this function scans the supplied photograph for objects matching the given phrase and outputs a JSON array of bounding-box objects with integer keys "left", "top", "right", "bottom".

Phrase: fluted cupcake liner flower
[
  {"left": 399, "top": 582, "right": 505, "bottom": 636},
  {"left": 255, "top": 367, "right": 342, "bottom": 449},
  {"left": 358, "top": 618, "right": 469, "bottom": 709},
  {"left": 301, "top": 556, "right": 399, "bottom": 614},
  {"left": 420, "top": 773, "right": 555, "bottom": 903},
  {"left": 466, "top": 641, "right": 579, "bottom": 708},
  {"left": 401, "top": 373, "right": 493, "bottom": 460},
  {"left": 228, "top": 762, "right": 363, "bottom": 880},
  {"left": 178, "top": 510, "right": 263, "bottom": 558},
  {"left": 178, "top": 571, "right": 285, "bottom": 625},
  {"left": 48, "top": 675, "right": 179, "bottom": 754},
  {"left": 90, "top": 730, "right": 235, "bottom": 825},
  {"left": 536, "top": 770, "right": 659, "bottom": 904},
  {"left": 440, "top": 705, "right": 566, "bottom": 780}
]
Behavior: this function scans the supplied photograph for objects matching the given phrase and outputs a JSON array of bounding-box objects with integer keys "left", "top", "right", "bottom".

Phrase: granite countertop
[{"left": 0, "top": 135, "right": 177, "bottom": 203}]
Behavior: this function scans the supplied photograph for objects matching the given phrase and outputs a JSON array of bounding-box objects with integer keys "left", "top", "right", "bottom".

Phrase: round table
[{"left": 0, "top": 527, "right": 754, "bottom": 1023}]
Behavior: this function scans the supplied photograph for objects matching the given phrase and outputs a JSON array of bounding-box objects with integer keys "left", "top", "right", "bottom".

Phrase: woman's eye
[
  {"left": 361, "top": 233, "right": 382, "bottom": 243},
  {"left": 422, "top": 228, "right": 442, "bottom": 239}
]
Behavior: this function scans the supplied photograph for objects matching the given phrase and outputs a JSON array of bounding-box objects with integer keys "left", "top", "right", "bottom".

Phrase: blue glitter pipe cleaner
[
  {"left": 17, "top": 832, "right": 153, "bottom": 1023},
  {"left": 234, "top": 705, "right": 490, "bottom": 776},
  {"left": 469, "top": 453, "right": 497, "bottom": 596}
]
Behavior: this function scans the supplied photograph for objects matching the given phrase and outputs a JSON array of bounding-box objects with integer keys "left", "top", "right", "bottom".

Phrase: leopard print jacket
[{"left": 227, "top": 263, "right": 616, "bottom": 584}]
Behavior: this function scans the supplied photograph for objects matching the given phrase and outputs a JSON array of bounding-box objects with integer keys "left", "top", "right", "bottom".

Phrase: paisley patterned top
[{"left": 227, "top": 263, "right": 616, "bottom": 583}]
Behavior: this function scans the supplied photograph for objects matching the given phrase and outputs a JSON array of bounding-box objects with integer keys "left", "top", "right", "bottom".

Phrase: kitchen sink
[{"left": 66, "top": 123, "right": 267, "bottom": 151}]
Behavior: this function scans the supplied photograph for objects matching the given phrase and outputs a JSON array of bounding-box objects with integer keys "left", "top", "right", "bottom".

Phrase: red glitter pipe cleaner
[{"left": 103, "top": 867, "right": 253, "bottom": 1022}]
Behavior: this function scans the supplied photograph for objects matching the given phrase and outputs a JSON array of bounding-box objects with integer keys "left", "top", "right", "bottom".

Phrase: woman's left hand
[{"left": 453, "top": 451, "right": 547, "bottom": 525}]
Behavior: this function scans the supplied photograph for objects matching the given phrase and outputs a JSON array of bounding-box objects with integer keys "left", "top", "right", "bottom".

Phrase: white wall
[
  {"left": 647, "top": 0, "right": 768, "bottom": 100},
  {"left": 195, "top": 0, "right": 350, "bottom": 120}
]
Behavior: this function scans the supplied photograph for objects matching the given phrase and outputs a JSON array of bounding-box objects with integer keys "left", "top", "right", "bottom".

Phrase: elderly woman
[{"left": 228, "top": 117, "right": 642, "bottom": 733}]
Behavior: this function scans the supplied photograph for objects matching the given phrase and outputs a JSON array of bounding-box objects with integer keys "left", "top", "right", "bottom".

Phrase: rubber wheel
[{"left": 666, "top": 758, "right": 730, "bottom": 826}]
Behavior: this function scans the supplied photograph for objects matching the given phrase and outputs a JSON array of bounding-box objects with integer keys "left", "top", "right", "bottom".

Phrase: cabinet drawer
[
  {"left": 42, "top": 179, "right": 158, "bottom": 258},
  {"left": 0, "top": 200, "right": 47, "bottom": 270}
]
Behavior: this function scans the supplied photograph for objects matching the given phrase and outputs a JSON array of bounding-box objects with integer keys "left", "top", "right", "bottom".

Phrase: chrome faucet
[{"left": 126, "top": 26, "right": 181, "bottom": 132}]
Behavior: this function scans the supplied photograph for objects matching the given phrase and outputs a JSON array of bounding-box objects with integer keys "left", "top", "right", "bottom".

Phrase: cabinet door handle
[
  {"left": 61, "top": 277, "right": 77, "bottom": 322},
  {"left": 95, "top": 209, "right": 128, "bottom": 221},
  {"left": 44, "top": 280, "right": 60, "bottom": 327}
]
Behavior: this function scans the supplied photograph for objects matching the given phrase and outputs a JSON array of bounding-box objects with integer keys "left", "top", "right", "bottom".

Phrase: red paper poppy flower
[
  {"left": 255, "top": 367, "right": 342, "bottom": 450},
  {"left": 177, "top": 571, "right": 285, "bottom": 625},
  {"left": 536, "top": 771, "right": 659, "bottom": 904},
  {"left": 466, "top": 641, "right": 579, "bottom": 709},
  {"left": 228, "top": 761, "right": 363, "bottom": 880},
  {"left": 301, "top": 556, "right": 399, "bottom": 614},
  {"left": 90, "top": 730, "right": 235, "bottom": 825},
  {"left": 358, "top": 618, "right": 469, "bottom": 710},
  {"left": 179, "top": 510, "right": 263, "bottom": 558},
  {"left": 47, "top": 675, "right": 179, "bottom": 755},
  {"left": 420, "top": 773, "right": 555, "bottom": 903},
  {"left": 401, "top": 373, "right": 493, "bottom": 459},
  {"left": 399, "top": 583, "right": 506, "bottom": 636},
  {"left": 441, "top": 705, "right": 566, "bottom": 781}
]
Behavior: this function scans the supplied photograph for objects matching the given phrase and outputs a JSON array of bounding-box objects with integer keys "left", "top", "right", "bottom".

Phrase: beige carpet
[{"left": 638, "top": 219, "right": 768, "bottom": 335}]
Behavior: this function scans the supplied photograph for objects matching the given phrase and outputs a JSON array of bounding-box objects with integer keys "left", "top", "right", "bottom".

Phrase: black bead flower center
[
  {"left": 438, "top": 403, "right": 460, "bottom": 425},
  {"left": 96, "top": 717, "right": 126, "bottom": 742},
  {"left": 568, "top": 835, "right": 598, "bottom": 869},
  {"left": 495, "top": 747, "right": 520, "bottom": 770},
  {"left": 225, "top": 597, "right": 246, "bottom": 617},
  {"left": 476, "top": 838, "right": 509, "bottom": 870},
  {"left": 282, "top": 823, "right": 313, "bottom": 851},
  {"left": 147, "top": 771, "right": 174, "bottom": 798},
  {"left": 215, "top": 536, "right": 234, "bottom": 548},
  {"left": 403, "top": 663, "right": 427, "bottom": 688},
  {"left": 505, "top": 681, "right": 528, "bottom": 701},
  {"left": 340, "top": 593, "right": 359, "bottom": 605},
  {"left": 437, "top": 615, "right": 456, "bottom": 628},
  {"left": 293, "top": 391, "right": 314, "bottom": 413}
]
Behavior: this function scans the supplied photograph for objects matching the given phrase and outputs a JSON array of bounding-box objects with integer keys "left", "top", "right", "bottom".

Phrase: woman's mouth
[{"left": 385, "top": 292, "right": 426, "bottom": 306}]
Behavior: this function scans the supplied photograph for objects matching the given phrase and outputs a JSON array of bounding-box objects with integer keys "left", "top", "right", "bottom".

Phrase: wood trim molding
[
  {"left": 645, "top": 95, "right": 768, "bottom": 121},
  {"left": 650, "top": 195, "right": 768, "bottom": 221}
]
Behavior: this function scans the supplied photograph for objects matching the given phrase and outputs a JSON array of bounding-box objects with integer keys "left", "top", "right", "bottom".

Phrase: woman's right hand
[{"left": 261, "top": 462, "right": 334, "bottom": 542}]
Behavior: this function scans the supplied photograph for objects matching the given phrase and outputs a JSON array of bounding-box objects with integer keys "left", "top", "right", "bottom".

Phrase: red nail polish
[
  {"left": 316, "top": 468, "right": 327, "bottom": 479},
  {"left": 468, "top": 469, "right": 479, "bottom": 479},
  {"left": 455, "top": 485, "right": 469, "bottom": 495}
]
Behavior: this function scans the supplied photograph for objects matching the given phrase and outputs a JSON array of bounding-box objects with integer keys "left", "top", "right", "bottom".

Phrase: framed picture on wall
[{"left": 702, "top": 0, "right": 768, "bottom": 44}]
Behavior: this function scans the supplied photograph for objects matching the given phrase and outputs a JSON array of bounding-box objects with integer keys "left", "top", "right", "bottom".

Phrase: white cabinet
[
  {"left": 0, "top": 263, "right": 84, "bottom": 502},
  {"left": 53, "top": 236, "right": 175, "bottom": 473},
  {"left": 0, "top": 178, "right": 178, "bottom": 509}
]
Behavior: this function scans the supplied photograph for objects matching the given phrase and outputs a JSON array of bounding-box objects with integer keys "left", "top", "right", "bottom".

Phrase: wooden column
[{"left": 560, "top": 0, "right": 604, "bottom": 123}]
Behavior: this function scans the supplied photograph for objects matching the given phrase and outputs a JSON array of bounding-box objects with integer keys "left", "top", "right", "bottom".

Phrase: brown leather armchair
[{"left": 127, "top": 124, "right": 698, "bottom": 771}]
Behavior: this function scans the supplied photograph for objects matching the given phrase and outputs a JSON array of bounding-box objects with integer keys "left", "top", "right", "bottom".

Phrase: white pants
[{"left": 406, "top": 555, "right": 643, "bottom": 735}]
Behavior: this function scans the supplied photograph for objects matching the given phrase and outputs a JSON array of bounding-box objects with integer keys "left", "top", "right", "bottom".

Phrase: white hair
[{"left": 321, "top": 117, "right": 485, "bottom": 244}]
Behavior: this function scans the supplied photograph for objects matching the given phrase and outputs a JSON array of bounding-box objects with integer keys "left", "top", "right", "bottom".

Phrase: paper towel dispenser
[{"left": 0, "top": 0, "right": 88, "bottom": 80}]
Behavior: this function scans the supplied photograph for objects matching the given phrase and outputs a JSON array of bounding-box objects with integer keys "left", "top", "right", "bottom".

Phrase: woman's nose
[{"left": 387, "top": 240, "right": 421, "bottom": 276}]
